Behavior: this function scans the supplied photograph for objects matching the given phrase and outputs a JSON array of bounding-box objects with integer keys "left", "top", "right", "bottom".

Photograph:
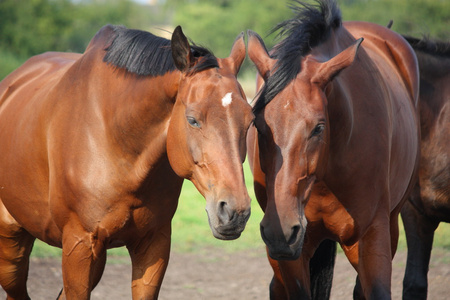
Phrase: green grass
[{"left": 30, "top": 159, "right": 450, "bottom": 258}]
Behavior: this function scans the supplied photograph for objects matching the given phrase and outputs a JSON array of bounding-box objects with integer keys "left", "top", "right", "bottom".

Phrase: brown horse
[
  {"left": 0, "top": 25, "right": 253, "bottom": 299},
  {"left": 400, "top": 36, "right": 450, "bottom": 300},
  {"left": 247, "top": 0, "right": 420, "bottom": 299}
]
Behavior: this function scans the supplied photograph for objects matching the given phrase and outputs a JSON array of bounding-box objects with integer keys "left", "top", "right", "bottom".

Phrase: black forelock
[
  {"left": 253, "top": 0, "right": 342, "bottom": 113},
  {"left": 103, "top": 25, "right": 218, "bottom": 77}
]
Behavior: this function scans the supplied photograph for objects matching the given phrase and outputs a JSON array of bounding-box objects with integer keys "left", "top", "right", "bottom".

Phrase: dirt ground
[{"left": 1, "top": 247, "right": 449, "bottom": 299}]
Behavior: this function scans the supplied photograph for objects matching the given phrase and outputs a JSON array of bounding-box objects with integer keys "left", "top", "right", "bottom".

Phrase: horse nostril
[
  {"left": 288, "top": 225, "right": 300, "bottom": 245},
  {"left": 260, "top": 223, "right": 268, "bottom": 242},
  {"left": 218, "top": 201, "right": 234, "bottom": 224}
]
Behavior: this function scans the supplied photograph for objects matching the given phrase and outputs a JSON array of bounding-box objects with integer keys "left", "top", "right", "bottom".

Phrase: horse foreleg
[
  {"left": 57, "top": 248, "right": 106, "bottom": 300},
  {"left": 60, "top": 222, "right": 107, "bottom": 300},
  {"left": 267, "top": 250, "right": 311, "bottom": 300},
  {"left": 267, "top": 253, "right": 289, "bottom": 300},
  {"left": 401, "top": 199, "right": 438, "bottom": 300},
  {"left": 127, "top": 225, "right": 171, "bottom": 300},
  {"left": 309, "top": 239, "right": 336, "bottom": 300},
  {"left": 353, "top": 215, "right": 393, "bottom": 300},
  {"left": 0, "top": 201, "right": 35, "bottom": 300}
]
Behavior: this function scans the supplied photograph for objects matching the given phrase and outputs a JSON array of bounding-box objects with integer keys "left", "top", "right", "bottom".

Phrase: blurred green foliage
[
  {"left": 1, "top": 0, "right": 449, "bottom": 79},
  {"left": 0, "top": 0, "right": 161, "bottom": 78},
  {"left": 339, "top": 0, "right": 450, "bottom": 39}
]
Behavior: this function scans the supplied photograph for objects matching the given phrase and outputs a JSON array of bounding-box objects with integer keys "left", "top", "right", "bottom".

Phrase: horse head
[
  {"left": 167, "top": 26, "right": 254, "bottom": 240},
  {"left": 247, "top": 30, "right": 362, "bottom": 259}
]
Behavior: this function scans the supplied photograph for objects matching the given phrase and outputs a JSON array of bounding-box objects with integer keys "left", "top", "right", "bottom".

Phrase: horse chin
[
  {"left": 210, "top": 227, "right": 243, "bottom": 240},
  {"left": 267, "top": 240, "right": 304, "bottom": 261},
  {"left": 207, "top": 216, "right": 249, "bottom": 240}
]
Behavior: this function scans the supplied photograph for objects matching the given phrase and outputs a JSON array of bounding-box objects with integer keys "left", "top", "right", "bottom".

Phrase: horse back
[{"left": 0, "top": 52, "right": 80, "bottom": 105}]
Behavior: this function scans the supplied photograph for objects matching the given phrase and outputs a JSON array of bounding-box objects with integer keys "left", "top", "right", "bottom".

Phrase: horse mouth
[
  {"left": 207, "top": 209, "right": 251, "bottom": 240},
  {"left": 267, "top": 244, "right": 303, "bottom": 261},
  {"left": 261, "top": 224, "right": 305, "bottom": 260}
]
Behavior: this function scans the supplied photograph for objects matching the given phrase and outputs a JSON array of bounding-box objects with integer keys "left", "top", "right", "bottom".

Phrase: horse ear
[
  {"left": 312, "top": 38, "right": 363, "bottom": 88},
  {"left": 222, "top": 32, "right": 246, "bottom": 76},
  {"left": 247, "top": 30, "right": 276, "bottom": 81},
  {"left": 171, "top": 26, "right": 193, "bottom": 72}
]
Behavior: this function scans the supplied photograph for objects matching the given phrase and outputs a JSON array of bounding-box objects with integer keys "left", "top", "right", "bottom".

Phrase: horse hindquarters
[{"left": 0, "top": 200, "right": 35, "bottom": 300}]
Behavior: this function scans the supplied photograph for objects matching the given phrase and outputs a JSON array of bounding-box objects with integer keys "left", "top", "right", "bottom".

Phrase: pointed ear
[
  {"left": 312, "top": 38, "right": 363, "bottom": 88},
  {"left": 171, "top": 26, "right": 193, "bottom": 72},
  {"left": 221, "top": 32, "right": 246, "bottom": 76},
  {"left": 247, "top": 30, "right": 276, "bottom": 81}
]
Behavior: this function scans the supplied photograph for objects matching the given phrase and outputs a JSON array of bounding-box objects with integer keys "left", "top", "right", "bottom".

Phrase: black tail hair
[{"left": 310, "top": 239, "right": 337, "bottom": 300}]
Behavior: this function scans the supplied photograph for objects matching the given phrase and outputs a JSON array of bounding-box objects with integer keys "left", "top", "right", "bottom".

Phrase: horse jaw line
[{"left": 221, "top": 92, "right": 233, "bottom": 107}]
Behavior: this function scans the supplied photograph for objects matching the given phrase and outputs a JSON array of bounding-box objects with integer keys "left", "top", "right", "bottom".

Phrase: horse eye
[
  {"left": 187, "top": 116, "right": 201, "bottom": 128},
  {"left": 310, "top": 123, "right": 325, "bottom": 138}
]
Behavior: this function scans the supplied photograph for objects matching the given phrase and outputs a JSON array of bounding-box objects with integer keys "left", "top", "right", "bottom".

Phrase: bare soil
[{"left": 1, "top": 247, "right": 449, "bottom": 299}]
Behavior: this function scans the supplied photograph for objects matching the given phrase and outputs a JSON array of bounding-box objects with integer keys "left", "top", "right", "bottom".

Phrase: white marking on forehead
[{"left": 221, "top": 92, "right": 233, "bottom": 107}]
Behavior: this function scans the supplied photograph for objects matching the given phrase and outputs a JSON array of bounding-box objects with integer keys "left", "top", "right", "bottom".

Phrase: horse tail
[{"left": 310, "top": 239, "right": 337, "bottom": 300}]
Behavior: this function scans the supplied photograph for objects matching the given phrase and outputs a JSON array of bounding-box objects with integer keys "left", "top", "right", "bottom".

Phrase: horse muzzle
[
  {"left": 206, "top": 198, "right": 251, "bottom": 240},
  {"left": 260, "top": 218, "right": 306, "bottom": 260}
]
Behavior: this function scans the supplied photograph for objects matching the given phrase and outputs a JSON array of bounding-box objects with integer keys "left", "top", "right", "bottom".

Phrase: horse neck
[
  {"left": 416, "top": 50, "right": 450, "bottom": 80},
  {"left": 68, "top": 46, "right": 183, "bottom": 169},
  {"left": 415, "top": 50, "right": 450, "bottom": 136},
  {"left": 67, "top": 30, "right": 181, "bottom": 163},
  {"left": 106, "top": 71, "right": 181, "bottom": 157},
  {"left": 315, "top": 29, "right": 359, "bottom": 145},
  {"left": 319, "top": 27, "right": 390, "bottom": 151}
]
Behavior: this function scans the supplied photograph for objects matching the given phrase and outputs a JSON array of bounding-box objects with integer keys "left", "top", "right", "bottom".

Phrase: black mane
[
  {"left": 103, "top": 25, "right": 218, "bottom": 77},
  {"left": 403, "top": 35, "right": 450, "bottom": 58},
  {"left": 253, "top": 0, "right": 342, "bottom": 112}
]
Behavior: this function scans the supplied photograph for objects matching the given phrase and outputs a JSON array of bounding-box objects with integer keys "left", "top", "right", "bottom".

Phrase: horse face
[
  {"left": 254, "top": 77, "right": 330, "bottom": 259},
  {"left": 167, "top": 27, "right": 253, "bottom": 240},
  {"left": 248, "top": 30, "right": 361, "bottom": 259}
]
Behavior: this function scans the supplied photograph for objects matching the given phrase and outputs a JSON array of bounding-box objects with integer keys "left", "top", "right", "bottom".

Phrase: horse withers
[
  {"left": 400, "top": 36, "right": 450, "bottom": 300},
  {"left": 247, "top": 0, "right": 420, "bottom": 299},
  {"left": 0, "top": 25, "right": 253, "bottom": 299}
]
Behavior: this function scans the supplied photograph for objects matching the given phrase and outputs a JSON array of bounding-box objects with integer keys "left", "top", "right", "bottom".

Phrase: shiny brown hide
[
  {"left": 246, "top": 2, "right": 420, "bottom": 299},
  {"left": 0, "top": 25, "right": 253, "bottom": 299},
  {"left": 401, "top": 36, "right": 450, "bottom": 300}
]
